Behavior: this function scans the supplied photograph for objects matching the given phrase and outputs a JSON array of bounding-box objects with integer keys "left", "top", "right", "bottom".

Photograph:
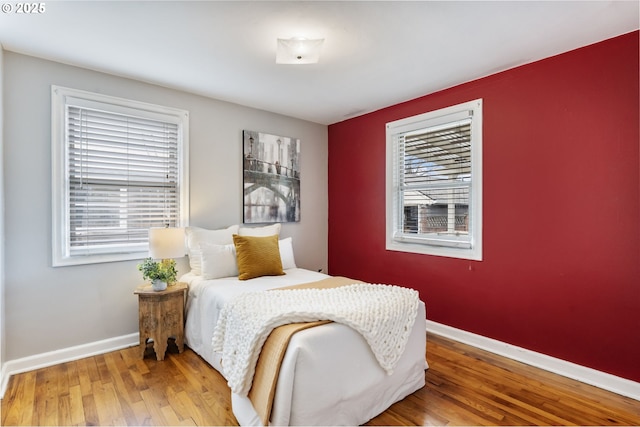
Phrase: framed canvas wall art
[{"left": 242, "top": 130, "right": 301, "bottom": 223}]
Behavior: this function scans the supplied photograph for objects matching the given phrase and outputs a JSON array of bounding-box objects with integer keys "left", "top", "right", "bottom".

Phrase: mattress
[{"left": 182, "top": 268, "right": 427, "bottom": 426}]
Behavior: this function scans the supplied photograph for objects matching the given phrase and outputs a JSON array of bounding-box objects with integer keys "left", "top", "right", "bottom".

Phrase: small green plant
[{"left": 137, "top": 258, "right": 177, "bottom": 284}]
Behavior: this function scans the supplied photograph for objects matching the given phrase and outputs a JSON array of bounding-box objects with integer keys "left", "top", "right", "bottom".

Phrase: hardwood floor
[
  {"left": 2, "top": 333, "right": 639, "bottom": 426},
  {"left": 368, "top": 334, "right": 640, "bottom": 426}
]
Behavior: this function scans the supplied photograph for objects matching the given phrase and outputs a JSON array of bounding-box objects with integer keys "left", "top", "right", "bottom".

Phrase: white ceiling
[{"left": 1, "top": 1, "right": 638, "bottom": 125}]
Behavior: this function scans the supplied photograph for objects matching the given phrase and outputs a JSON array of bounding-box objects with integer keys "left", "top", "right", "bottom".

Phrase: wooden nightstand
[{"left": 134, "top": 282, "right": 188, "bottom": 361}]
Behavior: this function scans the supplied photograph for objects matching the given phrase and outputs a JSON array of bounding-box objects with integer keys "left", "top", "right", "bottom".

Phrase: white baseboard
[
  {"left": 0, "top": 364, "right": 9, "bottom": 400},
  {"left": 0, "top": 333, "right": 139, "bottom": 399},
  {"left": 426, "top": 320, "right": 640, "bottom": 401}
]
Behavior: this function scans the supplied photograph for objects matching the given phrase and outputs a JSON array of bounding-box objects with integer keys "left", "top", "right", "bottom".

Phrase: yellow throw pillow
[{"left": 233, "top": 234, "right": 285, "bottom": 281}]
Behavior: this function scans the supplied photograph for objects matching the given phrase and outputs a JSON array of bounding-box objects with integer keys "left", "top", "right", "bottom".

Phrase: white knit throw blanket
[{"left": 212, "top": 283, "right": 420, "bottom": 396}]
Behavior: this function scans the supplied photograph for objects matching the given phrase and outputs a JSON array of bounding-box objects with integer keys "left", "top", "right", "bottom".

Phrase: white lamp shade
[
  {"left": 276, "top": 38, "right": 324, "bottom": 64},
  {"left": 149, "top": 227, "right": 185, "bottom": 259}
]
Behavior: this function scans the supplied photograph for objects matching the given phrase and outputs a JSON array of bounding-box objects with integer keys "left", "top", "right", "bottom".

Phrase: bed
[{"left": 181, "top": 225, "right": 428, "bottom": 426}]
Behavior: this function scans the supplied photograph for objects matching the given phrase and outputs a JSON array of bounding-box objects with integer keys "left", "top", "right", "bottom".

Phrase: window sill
[{"left": 386, "top": 240, "right": 482, "bottom": 261}]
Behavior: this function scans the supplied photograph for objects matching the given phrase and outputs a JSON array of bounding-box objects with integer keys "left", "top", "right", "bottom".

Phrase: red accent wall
[{"left": 328, "top": 31, "right": 640, "bottom": 382}]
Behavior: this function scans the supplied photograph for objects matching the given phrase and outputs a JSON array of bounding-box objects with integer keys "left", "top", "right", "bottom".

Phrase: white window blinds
[
  {"left": 52, "top": 86, "right": 189, "bottom": 266},
  {"left": 397, "top": 118, "right": 472, "bottom": 247},
  {"left": 386, "top": 99, "right": 482, "bottom": 260},
  {"left": 67, "top": 107, "right": 180, "bottom": 255}
]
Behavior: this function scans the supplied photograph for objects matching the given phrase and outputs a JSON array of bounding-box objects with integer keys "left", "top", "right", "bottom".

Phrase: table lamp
[{"left": 149, "top": 226, "right": 186, "bottom": 261}]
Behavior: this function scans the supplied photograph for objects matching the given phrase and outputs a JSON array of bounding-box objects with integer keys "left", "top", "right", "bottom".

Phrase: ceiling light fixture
[{"left": 276, "top": 37, "right": 324, "bottom": 64}]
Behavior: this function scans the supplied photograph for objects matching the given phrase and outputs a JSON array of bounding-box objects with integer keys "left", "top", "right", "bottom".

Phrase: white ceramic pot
[{"left": 152, "top": 279, "right": 167, "bottom": 292}]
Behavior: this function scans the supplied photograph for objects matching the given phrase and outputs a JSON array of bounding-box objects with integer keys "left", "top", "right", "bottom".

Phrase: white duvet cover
[{"left": 182, "top": 268, "right": 427, "bottom": 426}]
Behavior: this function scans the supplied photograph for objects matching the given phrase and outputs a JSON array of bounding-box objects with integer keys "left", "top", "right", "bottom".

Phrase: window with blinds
[
  {"left": 386, "top": 99, "right": 482, "bottom": 260},
  {"left": 52, "top": 86, "right": 189, "bottom": 266}
]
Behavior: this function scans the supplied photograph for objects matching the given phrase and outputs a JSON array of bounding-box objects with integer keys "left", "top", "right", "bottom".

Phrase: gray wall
[{"left": 3, "top": 51, "right": 328, "bottom": 361}]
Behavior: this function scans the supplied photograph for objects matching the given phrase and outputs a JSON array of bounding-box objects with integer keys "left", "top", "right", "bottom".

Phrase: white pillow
[
  {"left": 238, "top": 223, "right": 281, "bottom": 237},
  {"left": 279, "top": 237, "right": 297, "bottom": 270},
  {"left": 200, "top": 237, "right": 296, "bottom": 279},
  {"left": 185, "top": 225, "right": 239, "bottom": 275},
  {"left": 200, "top": 243, "right": 238, "bottom": 279}
]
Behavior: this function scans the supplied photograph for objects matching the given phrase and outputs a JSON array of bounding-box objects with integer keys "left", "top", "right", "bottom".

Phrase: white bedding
[{"left": 182, "top": 268, "right": 428, "bottom": 426}]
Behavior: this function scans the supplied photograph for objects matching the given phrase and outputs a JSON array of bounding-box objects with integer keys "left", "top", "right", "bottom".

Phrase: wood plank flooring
[{"left": 2, "top": 333, "right": 639, "bottom": 426}]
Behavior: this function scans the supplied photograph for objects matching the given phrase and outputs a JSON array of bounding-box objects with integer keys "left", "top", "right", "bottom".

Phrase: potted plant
[{"left": 137, "top": 257, "right": 178, "bottom": 291}]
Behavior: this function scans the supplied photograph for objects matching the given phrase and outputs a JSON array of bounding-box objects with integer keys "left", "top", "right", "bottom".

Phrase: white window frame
[
  {"left": 51, "top": 86, "right": 190, "bottom": 266},
  {"left": 386, "top": 99, "right": 482, "bottom": 261}
]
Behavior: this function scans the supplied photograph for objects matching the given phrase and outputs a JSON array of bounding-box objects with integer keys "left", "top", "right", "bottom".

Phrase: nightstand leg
[
  {"left": 176, "top": 334, "right": 184, "bottom": 354},
  {"left": 140, "top": 336, "right": 146, "bottom": 358},
  {"left": 154, "top": 332, "right": 169, "bottom": 361}
]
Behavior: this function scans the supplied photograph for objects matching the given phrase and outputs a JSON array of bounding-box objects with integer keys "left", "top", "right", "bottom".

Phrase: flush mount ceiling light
[{"left": 276, "top": 37, "right": 324, "bottom": 64}]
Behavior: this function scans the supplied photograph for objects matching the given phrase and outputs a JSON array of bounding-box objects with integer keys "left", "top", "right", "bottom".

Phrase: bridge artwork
[{"left": 242, "top": 130, "right": 301, "bottom": 223}]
